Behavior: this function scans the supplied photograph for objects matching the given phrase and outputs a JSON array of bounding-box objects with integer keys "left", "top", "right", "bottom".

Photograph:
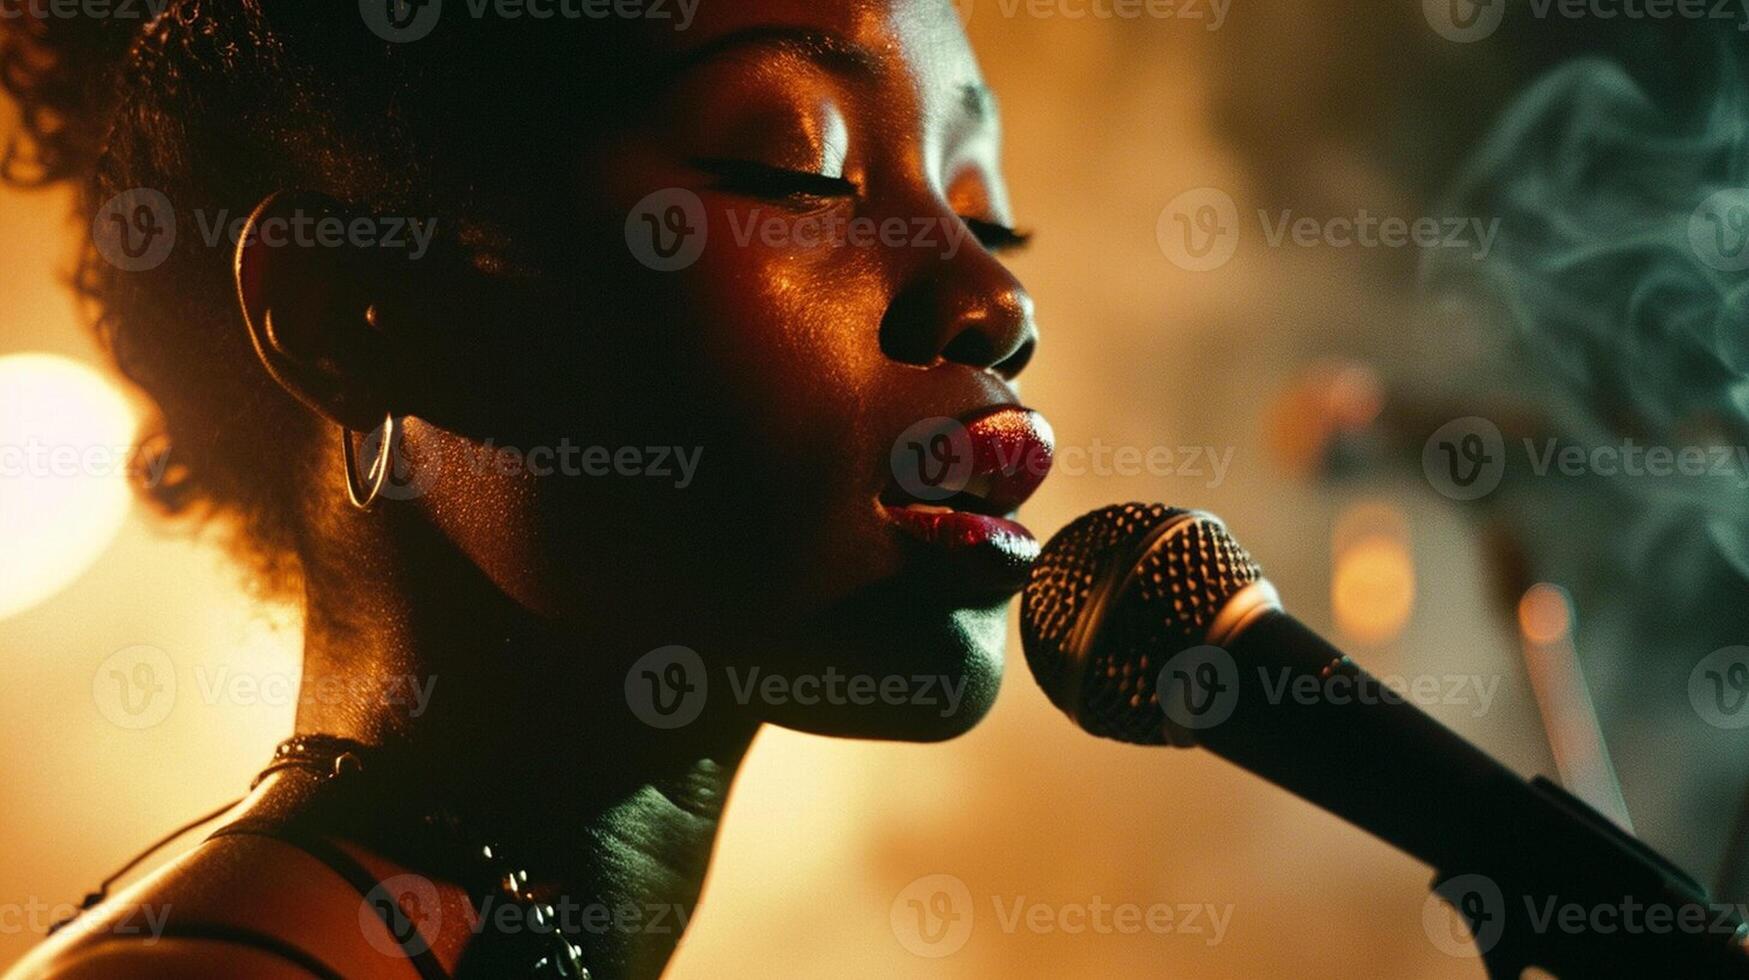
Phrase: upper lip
[{"left": 880, "top": 405, "right": 1055, "bottom": 517}]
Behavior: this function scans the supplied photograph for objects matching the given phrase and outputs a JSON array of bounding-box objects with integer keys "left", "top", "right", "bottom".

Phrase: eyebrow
[{"left": 656, "top": 26, "right": 885, "bottom": 84}]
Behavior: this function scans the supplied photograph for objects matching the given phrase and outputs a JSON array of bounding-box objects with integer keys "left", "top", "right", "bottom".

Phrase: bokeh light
[
  {"left": 1331, "top": 501, "right": 1416, "bottom": 646},
  {"left": 0, "top": 352, "right": 136, "bottom": 621}
]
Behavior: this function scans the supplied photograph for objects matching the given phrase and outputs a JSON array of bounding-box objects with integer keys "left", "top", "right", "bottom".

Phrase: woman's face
[{"left": 403, "top": 0, "right": 1048, "bottom": 740}]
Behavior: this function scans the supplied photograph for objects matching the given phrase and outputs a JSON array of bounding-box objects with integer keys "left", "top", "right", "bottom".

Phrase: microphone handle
[{"left": 1186, "top": 610, "right": 1749, "bottom": 977}]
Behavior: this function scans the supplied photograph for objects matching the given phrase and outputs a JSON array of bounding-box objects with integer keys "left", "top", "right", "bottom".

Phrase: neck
[{"left": 283, "top": 509, "right": 759, "bottom": 978}]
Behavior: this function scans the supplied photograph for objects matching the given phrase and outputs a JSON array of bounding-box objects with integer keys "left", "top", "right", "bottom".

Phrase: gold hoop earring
[{"left": 342, "top": 413, "right": 396, "bottom": 510}]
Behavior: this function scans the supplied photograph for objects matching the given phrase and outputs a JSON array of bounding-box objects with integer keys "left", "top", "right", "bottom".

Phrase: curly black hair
[{"left": 1, "top": 1, "right": 626, "bottom": 598}]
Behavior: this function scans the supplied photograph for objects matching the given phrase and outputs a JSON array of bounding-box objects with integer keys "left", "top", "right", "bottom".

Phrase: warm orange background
[{"left": 0, "top": 7, "right": 1713, "bottom": 978}]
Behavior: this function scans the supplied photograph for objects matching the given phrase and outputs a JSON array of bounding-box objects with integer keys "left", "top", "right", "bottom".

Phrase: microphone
[{"left": 1020, "top": 503, "right": 1749, "bottom": 978}]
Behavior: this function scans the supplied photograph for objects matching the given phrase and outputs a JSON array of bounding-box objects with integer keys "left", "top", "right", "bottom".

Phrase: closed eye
[
  {"left": 694, "top": 158, "right": 858, "bottom": 201},
  {"left": 962, "top": 217, "right": 1032, "bottom": 254}
]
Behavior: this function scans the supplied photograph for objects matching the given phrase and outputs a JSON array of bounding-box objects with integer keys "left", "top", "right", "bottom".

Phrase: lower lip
[{"left": 879, "top": 504, "right": 1041, "bottom": 597}]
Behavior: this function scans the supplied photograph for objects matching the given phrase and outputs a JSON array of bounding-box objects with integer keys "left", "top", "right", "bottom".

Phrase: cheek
[
  {"left": 656, "top": 234, "right": 899, "bottom": 594},
  {"left": 646, "top": 201, "right": 898, "bottom": 490},
  {"left": 409, "top": 231, "right": 905, "bottom": 625}
]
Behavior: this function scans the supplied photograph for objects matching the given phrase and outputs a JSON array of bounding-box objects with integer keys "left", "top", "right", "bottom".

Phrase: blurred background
[{"left": 5, "top": 3, "right": 1749, "bottom": 977}]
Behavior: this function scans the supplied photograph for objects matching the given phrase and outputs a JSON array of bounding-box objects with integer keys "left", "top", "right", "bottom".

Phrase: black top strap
[
  {"left": 88, "top": 922, "right": 351, "bottom": 980},
  {"left": 208, "top": 818, "right": 452, "bottom": 980}
]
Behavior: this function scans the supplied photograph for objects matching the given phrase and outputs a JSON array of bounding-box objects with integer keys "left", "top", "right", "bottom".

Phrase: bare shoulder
[
  {"left": 20, "top": 937, "right": 331, "bottom": 979},
  {"left": 7, "top": 834, "right": 418, "bottom": 980}
]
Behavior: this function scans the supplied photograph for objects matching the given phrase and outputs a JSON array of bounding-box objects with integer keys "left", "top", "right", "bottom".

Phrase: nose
[{"left": 879, "top": 246, "right": 1038, "bottom": 381}]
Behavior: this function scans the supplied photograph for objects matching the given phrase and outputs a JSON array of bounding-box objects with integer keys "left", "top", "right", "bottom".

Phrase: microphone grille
[{"left": 1020, "top": 503, "right": 1264, "bottom": 744}]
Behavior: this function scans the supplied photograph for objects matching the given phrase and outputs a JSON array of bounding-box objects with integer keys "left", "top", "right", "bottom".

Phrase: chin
[{"left": 749, "top": 593, "right": 1010, "bottom": 742}]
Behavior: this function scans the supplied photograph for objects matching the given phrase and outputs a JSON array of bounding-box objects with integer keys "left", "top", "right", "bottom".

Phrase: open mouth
[{"left": 877, "top": 406, "right": 1055, "bottom": 595}]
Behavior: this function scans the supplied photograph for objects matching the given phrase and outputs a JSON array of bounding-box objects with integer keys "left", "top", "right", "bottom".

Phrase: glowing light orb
[
  {"left": 1331, "top": 502, "right": 1416, "bottom": 646},
  {"left": 0, "top": 353, "right": 136, "bottom": 621},
  {"left": 1518, "top": 583, "right": 1573, "bottom": 646}
]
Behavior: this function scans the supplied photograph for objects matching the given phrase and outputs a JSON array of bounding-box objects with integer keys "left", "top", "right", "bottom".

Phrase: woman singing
[{"left": 1, "top": 1, "right": 1049, "bottom": 976}]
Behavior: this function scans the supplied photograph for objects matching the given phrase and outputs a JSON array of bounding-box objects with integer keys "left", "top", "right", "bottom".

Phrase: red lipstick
[{"left": 879, "top": 406, "right": 1055, "bottom": 597}]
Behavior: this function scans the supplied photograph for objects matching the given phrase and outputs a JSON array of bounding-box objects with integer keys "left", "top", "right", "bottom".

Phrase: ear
[{"left": 234, "top": 190, "right": 396, "bottom": 431}]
